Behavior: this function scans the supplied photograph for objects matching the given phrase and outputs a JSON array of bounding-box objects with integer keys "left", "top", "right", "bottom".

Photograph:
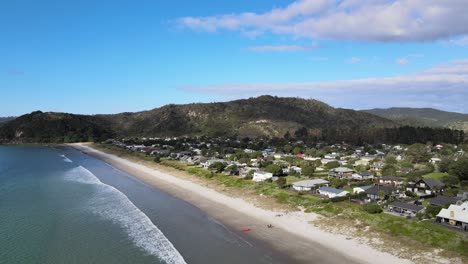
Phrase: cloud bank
[
  {"left": 178, "top": 0, "right": 468, "bottom": 42},
  {"left": 180, "top": 59, "right": 468, "bottom": 113}
]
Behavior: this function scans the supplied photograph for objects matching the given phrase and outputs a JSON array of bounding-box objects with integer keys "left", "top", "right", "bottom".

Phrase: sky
[{"left": 1, "top": 0, "right": 468, "bottom": 116}]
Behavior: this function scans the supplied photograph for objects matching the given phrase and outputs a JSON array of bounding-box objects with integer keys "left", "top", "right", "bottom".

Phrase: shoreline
[{"left": 70, "top": 143, "right": 413, "bottom": 264}]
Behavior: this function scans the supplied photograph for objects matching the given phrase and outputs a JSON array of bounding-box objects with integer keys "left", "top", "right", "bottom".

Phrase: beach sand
[{"left": 71, "top": 143, "right": 412, "bottom": 264}]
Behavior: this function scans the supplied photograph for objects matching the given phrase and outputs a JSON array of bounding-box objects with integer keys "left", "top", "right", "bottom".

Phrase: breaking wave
[
  {"left": 64, "top": 166, "right": 186, "bottom": 264},
  {"left": 60, "top": 154, "right": 73, "bottom": 163}
]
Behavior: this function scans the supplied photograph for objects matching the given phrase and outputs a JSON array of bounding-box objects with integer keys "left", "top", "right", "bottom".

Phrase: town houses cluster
[{"left": 104, "top": 136, "right": 468, "bottom": 232}]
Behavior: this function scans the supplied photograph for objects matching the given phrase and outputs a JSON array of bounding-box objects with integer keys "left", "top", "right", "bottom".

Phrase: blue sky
[{"left": 1, "top": 0, "right": 468, "bottom": 116}]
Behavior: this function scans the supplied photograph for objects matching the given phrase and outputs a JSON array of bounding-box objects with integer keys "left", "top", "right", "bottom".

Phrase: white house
[
  {"left": 436, "top": 201, "right": 468, "bottom": 232},
  {"left": 318, "top": 187, "right": 349, "bottom": 198},
  {"left": 292, "top": 179, "right": 329, "bottom": 192},
  {"left": 429, "top": 158, "right": 442, "bottom": 164},
  {"left": 252, "top": 171, "right": 273, "bottom": 182}
]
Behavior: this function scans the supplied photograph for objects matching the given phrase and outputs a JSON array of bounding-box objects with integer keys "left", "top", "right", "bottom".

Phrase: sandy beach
[{"left": 70, "top": 143, "right": 413, "bottom": 264}]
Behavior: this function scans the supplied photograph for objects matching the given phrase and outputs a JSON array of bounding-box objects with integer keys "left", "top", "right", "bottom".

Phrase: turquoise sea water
[{"left": 0, "top": 146, "right": 292, "bottom": 264}]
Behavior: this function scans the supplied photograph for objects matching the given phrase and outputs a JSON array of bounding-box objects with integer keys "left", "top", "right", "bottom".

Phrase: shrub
[{"left": 363, "top": 203, "right": 383, "bottom": 214}]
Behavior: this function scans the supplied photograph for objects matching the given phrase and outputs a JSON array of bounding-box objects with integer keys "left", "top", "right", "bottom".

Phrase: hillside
[
  {"left": 363, "top": 108, "right": 468, "bottom": 131},
  {"left": 104, "top": 96, "right": 394, "bottom": 137},
  {"left": 1, "top": 96, "right": 464, "bottom": 144}
]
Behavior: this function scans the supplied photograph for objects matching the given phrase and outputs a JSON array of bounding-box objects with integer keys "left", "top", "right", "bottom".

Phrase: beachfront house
[
  {"left": 328, "top": 167, "right": 354, "bottom": 179},
  {"left": 292, "top": 179, "right": 329, "bottom": 192},
  {"left": 388, "top": 201, "right": 424, "bottom": 217},
  {"left": 252, "top": 171, "right": 273, "bottom": 182},
  {"left": 436, "top": 202, "right": 468, "bottom": 232},
  {"left": 364, "top": 185, "right": 396, "bottom": 201},
  {"left": 318, "top": 187, "right": 349, "bottom": 198},
  {"left": 407, "top": 178, "right": 446, "bottom": 196}
]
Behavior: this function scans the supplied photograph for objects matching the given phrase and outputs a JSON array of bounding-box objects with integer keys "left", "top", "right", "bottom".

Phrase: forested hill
[
  {"left": 0, "top": 96, "right": 464, "bottom": 144},
  {"left": 363, "top": 107, "right": 468, "bottom": 132}
]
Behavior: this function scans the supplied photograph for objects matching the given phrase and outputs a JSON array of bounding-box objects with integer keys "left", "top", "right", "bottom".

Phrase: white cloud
[
  {"left": 449, "top": 36, "right": 468, "bottom": 46},
  {"left": 177, "top": 0, "right": 468, "bottom": 42},
  {"left": 179, "top": 59, "right": 468, "bottom": 113},
  {"left": 348, "top": 57, "right": 362, "bottom": 63},
  {"left": 397, "top": 58, "right": 410, "bottom": 65}
]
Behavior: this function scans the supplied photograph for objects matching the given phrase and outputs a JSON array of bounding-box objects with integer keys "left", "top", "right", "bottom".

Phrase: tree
[
  {"left": 406, "top": 144, "right": 431, "bottom": 163},
  {"left": 293, "top": 146, "right": 303, "bottom": 155},
  {"left": 276, "top": 177, "right": 287, "bottom": 188},
  {"left": 209, "top": 162, "right": 226, "bottom": 173},
  {"left": 265, "top": 164, "right": 283, "bottom": 176},
  {"left": 153, "top": 156, "right": 160, "bottom": 163},
  {"left": 302, "top": 165, "right": 316, "bottom": 177},
  {"left": 382, "top": 164, "right": 397, "bottom": 176},
  {"left": 449, "top": 157, "right": 468, "bottom": 181},
  {"left": 363, "top": 203, "right": 382, "bottom": 214},
  {"left": 425, "top": 205, "right": 442, "bottom": 218},
  {"left": 325, "top": 161, "right": 340, "bottom": 170},
  {"left": 439, "top": 158, "right": 452, "bottom": 173},
  {"left": 385, "top": 155, "right": 398, "bottom": 165}
]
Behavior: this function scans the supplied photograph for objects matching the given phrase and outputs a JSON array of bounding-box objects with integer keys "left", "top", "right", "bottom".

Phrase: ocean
[{"left": 0, "top": 145, "right": 292, "bottom": 264}]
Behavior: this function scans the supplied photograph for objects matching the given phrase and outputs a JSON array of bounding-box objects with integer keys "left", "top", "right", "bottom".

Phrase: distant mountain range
[
  {"left": 0, "top": 96, "right": 464, "bottom": 143},
  {"left": 0, "top": 117, "right": 15, "bottom": 124},
  {"left": 362, "top": 108, "right": 468, "bottom": 132}
]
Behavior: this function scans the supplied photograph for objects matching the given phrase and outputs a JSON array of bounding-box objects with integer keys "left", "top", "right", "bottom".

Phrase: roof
[
  {"left": 389, "top": 201, "right": 424, "bottom": 212},
  {"left": 437, "top": 202, "right": 468, "bottom": 223},
  {"left": 381, "top": 176, "right": 403, "bottom": 181},
  {"left": 429, "top": 196, "right": 460, "bottom": 207},
  {"left": 365, "top": 185, "right": 395, "bottom": 195},
  {"left": 319, "top": 187, "right": 348, "bottom": 195},
  {"left": 419, "top": 178, "right": 445, "bottom": 190},
  {"left": 332, "top": 167, "right": 354, "bottom": 173},
  {"left": 255, "top": 171, "right": 272, "bottom": 175},
  {"left": 355, "top": 171, "right": 374, "bottom": 176},
  {"left": 355, "top": 185, "right": 373, "bottom": 191},
  {"left": 293, "top": 179, "right": 329, "bottom": 188}
]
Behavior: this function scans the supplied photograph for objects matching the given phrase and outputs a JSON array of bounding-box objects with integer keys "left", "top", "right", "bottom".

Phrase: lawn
[{"left": 423, "top": 172, "right": 448, "bottom": 179}]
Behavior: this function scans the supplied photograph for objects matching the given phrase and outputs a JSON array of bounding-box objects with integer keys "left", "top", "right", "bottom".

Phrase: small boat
[{"left": 240, "top": 228, "right": 251, "bottom": 233}]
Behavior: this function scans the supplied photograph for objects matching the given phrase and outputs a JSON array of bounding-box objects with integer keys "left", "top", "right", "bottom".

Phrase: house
[
  {"left": 354, "top": 159, "right": 369, "bottom": 167},
  {"left": 388, "top": 201, "right": 424, "bottom": 217},
  {"left": 408, "top": 178, "right": 446, "bottom": 196},
  {"left": 353, "top": 185, "right": 373, "bottom": 194},
  {"left": 365, "top": 185, "right": 396, "bottom": 201},
  {"left": 352, "top": 171, "right": 374, "bottom": 181},
  {"left": 370, "top": 161, "right": 385, "bottom": 172},
  {"left": 379, "top": 176, "right": 404, "bottom": 186},
  {"left": 201, "top": 159, "right": 226, "bottom": 169},
  {"left": 436, "top": 202, "right": 468, "bottom": 232},
  {"left": 252, "top": 171, "right": 273, "bottom": 182},
  {"left": 318, "top": 187, "right": 349, "bottom": 198},
  {"left": 429, "top": 158, "right": 442, "bottom": 164},
  {"left": 430, "top": 196, "right": 461, "bottom": 207},
  {"left": 398, "top": 167, "right": 416, "bottom": 173},
  {"left": 328, "top": 167, "right": 354, "bottom": 179},
  {"left": 292, "top": 179, "right": 329, "bottom": 192}
]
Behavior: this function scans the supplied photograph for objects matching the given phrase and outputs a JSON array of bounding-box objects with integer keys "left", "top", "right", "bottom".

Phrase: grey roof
[
  {"left": 332, "top": 167, "right": 354, "bottom": 173},
  {"left": 356, "top": 185, "right": 373, "bottom": 191},
  {"left": 420, "top": 178, "right": 445, "bottom": 190},
  {"left": 319, "top": 187, "right": 347, "bottom": 195},
  {"left": 365, "top": 185, "right": 395, "bottom": 195},
  {"left": 293, "top": 179, "right": 329, "bottom": 188},
  {"left": 381, "top": 176, "right": 403, "bottom": 181},
  {"left": 429, "top": 196, "right": 460, "bottom": 207},
  {"left": 356, "top": 171, "right": 374, "bottom": 176},
  {"left": 389, "top": 201, "right": 423, "bottom": 212}
]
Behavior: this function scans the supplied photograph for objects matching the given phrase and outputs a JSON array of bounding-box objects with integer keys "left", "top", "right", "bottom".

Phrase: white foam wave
[
  {"left": 60, "top": 154, "right": 73, "bottom": 163},
  {"left": 64, "top": 166, "right": 186, "bottom": 264}
]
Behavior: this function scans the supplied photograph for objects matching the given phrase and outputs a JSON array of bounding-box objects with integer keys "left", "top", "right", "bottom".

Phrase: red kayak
[{"left": 240, "top": 228, "right": 251, "bottom": 233}]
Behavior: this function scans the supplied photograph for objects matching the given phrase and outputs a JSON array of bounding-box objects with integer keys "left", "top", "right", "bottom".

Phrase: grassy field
[
  {"left": 423, "top": 172, "right": 449, "bottom": 179},
  {"left": 93, "top": 144, "right": 468, "bottom": 259}
]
